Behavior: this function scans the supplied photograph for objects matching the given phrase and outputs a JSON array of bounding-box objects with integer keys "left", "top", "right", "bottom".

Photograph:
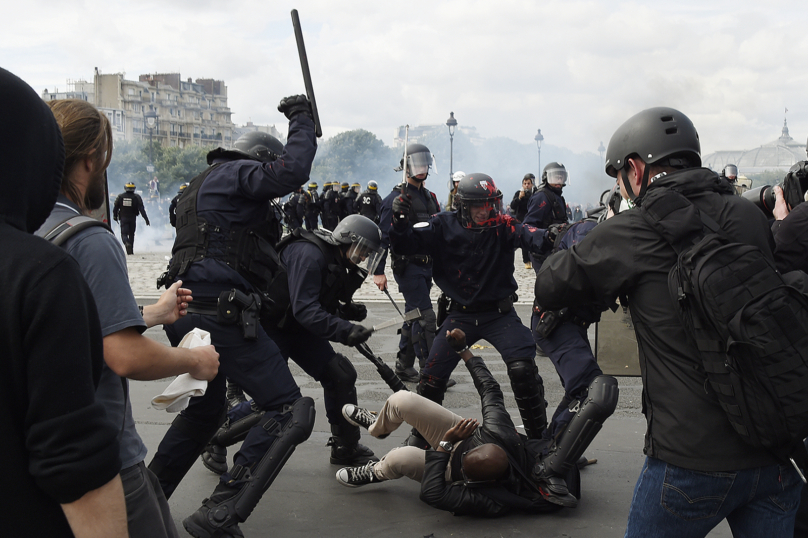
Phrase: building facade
[
  {"left": 702, "top": 119, "right": 807, "bottom": 176},
  {"left": 41, "top": 69, "right": 235, "bottom": 149}
]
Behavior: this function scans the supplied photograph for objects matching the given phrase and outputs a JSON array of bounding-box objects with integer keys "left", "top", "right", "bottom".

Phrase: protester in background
[
  {"left": 446, "top": 170, "right": 465, "bottom": 210},
  {"left": 510, "top": 173, "right": 536, "bottom": 268},
  {"left": 1, "top": 66, "right": 128, "bottom": 538}
]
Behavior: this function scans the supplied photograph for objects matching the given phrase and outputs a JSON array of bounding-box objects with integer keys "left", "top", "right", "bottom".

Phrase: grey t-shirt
[{"left": 37, "top": 195, "right": 148, "bottom": 469}]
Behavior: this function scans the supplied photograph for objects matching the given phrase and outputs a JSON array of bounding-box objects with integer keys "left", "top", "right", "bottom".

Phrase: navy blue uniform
[
  {"left": 113, "top": 191, "right": 149, "bottom": 253},
  {"left": 377, "top": 182, "right": 441, "bottom": 363},
  {"left": 356, "top": 190, "right": 382, "bottom": 223},
  {"left": 321, "top": 188, "right": 340, "bottom": 230},
  {"left": 390, "top": 211, "right": 550, "bottom": 379},
  {"left": 283, "top": 191, "right": 304, "bottom": 230},
  {"left": 149, "top": 114, "right": 317, "bottom": 496},
  {"left": 524, "top": 186, "right": 567, "bottom": 272},
  {"left": 531, "top": 219, "right": 604, "bottom": 438},
  {"left": 303, "top": 189, "right": 320, "bottom": 230},
  {"left": 339, "top": 190, "right": 357, "bottom": 221}
]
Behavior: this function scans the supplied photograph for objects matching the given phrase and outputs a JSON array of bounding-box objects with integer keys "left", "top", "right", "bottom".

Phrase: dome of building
[{"left": 702, "top": 119, "right": 807, "bottom": 175}]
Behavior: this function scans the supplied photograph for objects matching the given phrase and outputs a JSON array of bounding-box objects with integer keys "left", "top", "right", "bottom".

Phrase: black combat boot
[{"left": 183, "top": 482, "right": 244, "bottom": 538}]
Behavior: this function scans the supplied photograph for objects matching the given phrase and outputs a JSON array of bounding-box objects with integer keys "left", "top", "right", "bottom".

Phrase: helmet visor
[
  {"left": 346, "top": 237, "right": 385, "bottom": 275},
  {"left": 407, "top": 151, "right": 432, "bottom": 178},
  {"left": 461, "top": 198, "right": 502, "bottom": 227},
  {"left": 724, "top": 164, "right": 738, "bottom": 181},
  {"left": 546, "top": 167, "right": 568, "bottom": 186}
]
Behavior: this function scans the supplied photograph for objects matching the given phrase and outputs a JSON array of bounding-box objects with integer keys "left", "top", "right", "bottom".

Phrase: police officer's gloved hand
[
  {"left": 392, "top": 194, "right": 412, "bottom": 230},
  {"left": 340, "top": 302, "right": 367, "bottom": 321},
  {"left": 278, "top": 95, "right": 313, "bottom": 121},
  {"left": 545, "top": 222, "right": 567, "bottom": 246},
  {"left": 345, "top": 325, "right": 372, "bottom": 346}
]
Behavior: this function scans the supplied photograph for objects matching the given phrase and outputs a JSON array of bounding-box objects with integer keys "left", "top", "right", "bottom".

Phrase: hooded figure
[{"left": 0, "top": 67, "right": 126, "bottom": 537}]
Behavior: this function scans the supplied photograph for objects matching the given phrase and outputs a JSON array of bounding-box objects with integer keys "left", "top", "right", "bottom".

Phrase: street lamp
[
  {"left": 598, "top": 141, "right": 606, "bottom": 173},
  {"left": 534, "top": 128, "right": 544, "bottom": 177},
  {"left": 144, "top": 108, "right": 159, "bottom": 174},
  {"left": 446, "top": 111, "right": 458, "bottom": 189}
]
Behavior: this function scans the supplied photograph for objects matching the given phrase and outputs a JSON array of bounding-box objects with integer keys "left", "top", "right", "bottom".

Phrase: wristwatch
[{"left": 438, "top": 440, "right": 454, "bottom": 452}]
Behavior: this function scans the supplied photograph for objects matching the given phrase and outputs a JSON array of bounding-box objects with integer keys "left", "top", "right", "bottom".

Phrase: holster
[
  {"left": 534, "top": 306, "right": 569, "bottom": 339},
  {"left": 436, "top": 293, "right": 450, "bottom": 326},
  {"left": 391, "top": 254, "right": 409, "bottom": 276},
  {"left": 217, "top": 289, "right": 262, "bottom": 340}
]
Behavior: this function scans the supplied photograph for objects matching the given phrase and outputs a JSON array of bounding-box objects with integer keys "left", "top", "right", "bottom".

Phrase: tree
[
  {"left": 310, "top": 129, "right": 398, "bottom": 190},
  {"left": 107, "top": 140, "right": 212, "bottom": 195}
]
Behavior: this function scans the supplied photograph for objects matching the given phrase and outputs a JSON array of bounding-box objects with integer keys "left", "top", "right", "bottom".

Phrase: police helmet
[
  {"left": 542, "top": 163, "right": 568, "bottom": 187},
  {"left": 125, "top": 182, "right": 136, "bottom": 192},
  {"left": 605, "top": 107, "right": 701, "bottom": 180},
  {"left": 397, "top": 143, "right": 432, "bottom": 179},
  {"left": 233, "top": 131, "right": 284, "bottom": 163},
  {"left": 452, "top": 171, "right": 466, "bottom": 183},
  {"left": 720, "top": 164, "right": 738, "bottom": 182},
  {"left": 341, "top": 182, "right": 350, "bottom": 191},
  {"left": 178, "top": 183, "right": 188, "bottom": 193},
  {"left": 454, "top": 173, "right": 504, "bottom": 229},
  {"left": 368, "top": 180, "right": 378, "bottom": 191},
  {"left": 331, "top": 214, "right": 385, "bottom": 274},
  {"left": 308, "top": 181, "right": 318, "bottom": 190}
]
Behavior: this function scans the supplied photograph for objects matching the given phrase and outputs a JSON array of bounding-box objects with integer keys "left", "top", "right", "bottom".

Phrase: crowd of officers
[{"left": 8, "top": 54, "right": 808, "bottom": 538}]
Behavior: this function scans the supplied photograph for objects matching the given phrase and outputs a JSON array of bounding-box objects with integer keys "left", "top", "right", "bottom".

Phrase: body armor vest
[
  {"left": 264, "top": 228, "right": 368, "bottom": 329},
  {"left": 536, "top": 187, "right": 568, "bottom": 228},
  {"left": 162, "top": 164, "right": 283, "bottom": 292},
  {"left": 394, "top": 184, "right": 438, "bottom": 224}
]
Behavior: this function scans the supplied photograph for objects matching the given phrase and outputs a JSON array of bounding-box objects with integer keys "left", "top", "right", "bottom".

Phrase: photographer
[
  {"left": 511, "top": 173, "right": 536, "bottom": 268},
  {"left": 772, "top": 183, "right": 808, "bottom": 274}
]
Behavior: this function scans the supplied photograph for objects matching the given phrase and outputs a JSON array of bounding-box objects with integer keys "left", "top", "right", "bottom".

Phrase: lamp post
[
  {"left": 598, "top": 141, "right": 605, "bottom": 174},
  {"left": 144, "top": 108, "right": 158, "bottom": 175},
  {"left": 534, "top": 128, "right": 544, "bottom": 177},
  {"left": 446, "top": 112, "right": 457, "bottom": 189}
]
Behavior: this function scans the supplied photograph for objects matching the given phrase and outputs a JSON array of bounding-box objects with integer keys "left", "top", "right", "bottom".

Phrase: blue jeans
[{"left": 625, "top": 457, "right": 802, "bottom": 538}]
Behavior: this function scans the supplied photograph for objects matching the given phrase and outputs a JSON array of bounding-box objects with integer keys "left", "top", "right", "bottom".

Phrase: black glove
[
  {"left": 340, "top": 302, "right": 367, "bottom": 322},
  {"left": 392, "top": 193, "right": 412, "bottom": 229},
  {"left": 546, "top": 222, "right": 568, "bottom": 246},
  {"left": 278, "top": 95, "right": 313, "bottom": 121},
  {"left": 345, "top": 325, "right": 372, "bottom": 346},
  {"left": 446, "top": 328, "right": 468, "bottom": 352}
]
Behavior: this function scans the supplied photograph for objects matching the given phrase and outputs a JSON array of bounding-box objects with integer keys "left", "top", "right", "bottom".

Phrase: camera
[{"left": 742, "top": 161, "right": 808, "bottom": 218}]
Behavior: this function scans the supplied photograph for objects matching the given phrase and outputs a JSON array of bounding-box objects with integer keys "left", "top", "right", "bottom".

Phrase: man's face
[
  {"left": 470, "top": 203, "right": 490, "bottom": 225},
  {"left": 522, "top": 178, "right": 533, "bottom": 190}
]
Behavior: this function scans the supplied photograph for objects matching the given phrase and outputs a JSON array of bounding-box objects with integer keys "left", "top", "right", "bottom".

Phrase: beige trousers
[{"left": 368, "top": 391, "right": 463, "bottom": 482}]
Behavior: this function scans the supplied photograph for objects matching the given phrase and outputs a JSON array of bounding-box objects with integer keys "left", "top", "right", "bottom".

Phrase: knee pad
[
  {"left": 507, "top": 359, "right": 541, "bottom": 391},
  {"left": 321, "top": 353, "right": 357, "bottom": 390},
  {"left": 418, "top": 308, "right": 437, "bottom": 332}
]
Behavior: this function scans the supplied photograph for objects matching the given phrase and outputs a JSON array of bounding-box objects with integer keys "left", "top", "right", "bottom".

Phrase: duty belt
[
  {"left": 449, "top": 300, "right": 499, "bottom": 314},
  {"left": 406, "top": 254, "right": 431, "bottom": 266},
  {"left": 185, "top": 300, "right": 219, "bottom": 316}
]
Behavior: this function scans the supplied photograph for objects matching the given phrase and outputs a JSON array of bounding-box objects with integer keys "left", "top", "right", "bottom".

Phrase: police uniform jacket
[
  {"left": 524, "top": 186, "right": 566, "bottom": 228},
  {"left": 420, "top": 356, "right": 576, "bottom": 516},
  {"left": 171, "top": 114, "right": 317, "bottom": 298},
  {"left": 356, "top": 190, "right": 382, "bottom": 222},
  {"left": 113, "top": 191, "right": 149, "bottom": 222},
  {"left": 535, "top": 168, "right": 778, "bottom": 472},
  {"left": 376, "top": 182, "right": 440, "bottom": 275},
  {"left": 389, "top": 211, "right": 549, "bottom": 307}
]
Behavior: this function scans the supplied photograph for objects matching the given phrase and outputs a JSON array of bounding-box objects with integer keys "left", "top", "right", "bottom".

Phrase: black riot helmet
[
  {"left": 331, "top": 214, "right": 385, "bottom": 274},
  {"left": 397, "top": 143, "right": 433, "bottom": 180},
  {"left": 454, "top": 173, "right": 504, "bottom": 229},
  {"left": 721, "top": 164, "right": 738, "bottom": 182},
  {"left": 308, "top": 181, "right": 318, "bottom": 191},
  {"left": 341, "top": 182, "right": 349, "bottom": 192},
  {"left": 125, "top": 182, "right": 136, "bottom": 193},
  {"left": 368, "top": 180, "right": 378, "bottom": 191},
  {"left": 178, "top": 183, "right": 188, "bottom": 194},
  {"left": 206, "top": 131, "right": 284, "bottom": 165},
  {"left": 605, "top": 107, "right": 701, "bottom": 201},
  {"left": 541, "top": 162, "right": 568, "bottom": 187}
]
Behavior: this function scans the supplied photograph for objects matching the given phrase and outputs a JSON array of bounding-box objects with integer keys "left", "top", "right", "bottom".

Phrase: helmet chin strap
[{"left": 620, "top": 163, "right": 651, "bottom": 204}]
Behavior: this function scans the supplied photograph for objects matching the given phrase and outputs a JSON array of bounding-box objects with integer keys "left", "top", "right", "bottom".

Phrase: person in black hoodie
[
  {"left": 0, "top": 67, "right": 127, "bottom": 537},
  {"left": 536, "top": 107, "right": 801, "bottom": 537}
]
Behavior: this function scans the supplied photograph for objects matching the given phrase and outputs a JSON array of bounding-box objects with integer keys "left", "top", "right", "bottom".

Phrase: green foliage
[
  {"left": 107, "top": 140, "right": 213, "bottom": 194},
  {"left": 310, "top": 129, "right": 398, "bottom": 188}
]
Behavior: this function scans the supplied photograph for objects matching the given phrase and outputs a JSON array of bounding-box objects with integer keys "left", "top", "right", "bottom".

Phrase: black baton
[{"left": 291, "top": 9, "right": 323, "bottom": 138}]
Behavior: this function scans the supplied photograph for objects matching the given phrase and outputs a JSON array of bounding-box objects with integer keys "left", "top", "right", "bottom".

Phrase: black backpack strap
[{"left": 43, "top": 215, "right": 110, "bottom": 246}]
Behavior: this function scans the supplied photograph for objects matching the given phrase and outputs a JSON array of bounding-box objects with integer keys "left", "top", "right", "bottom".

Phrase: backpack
[
  {"left": 641, "top": 186, "right": 808, "bottom": 469},
  {"left": 42, "top": 215, "right": 109, "bottom": 246}
]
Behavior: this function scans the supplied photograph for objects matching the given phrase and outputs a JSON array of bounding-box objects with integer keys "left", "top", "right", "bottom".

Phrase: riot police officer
[
  {"left": 283, "top": 186, "right": 305, "bottom": 231},
  {"left": 147, "top": 94, "right": 318, "bottom": 538},
  {"left": 303, "top": 181, "right": 320, "bottom": 230},
  {"left": 524, "top": 162, "right": 569, "bottom": 272},
  {"left": 338, "top": 181, "right": 358, "bottom": 221},
  {"left": 201, "top": 215, "right": 383, "bottom": 472},
  {"left": 321, "top": 181, "right": 341, "bottom": 230},
  {"left": 113, "top": 182, "right": 150, "bottom": 255},
  {"left": 389, "top": 173, "right": 553, "bottom": 454},
  {"left": 375, "top": 144, "right": 441, "bottom": 384},
  {"left": 356, "top": 180, "right": 382, "bottom": 223},
  {"left": 168, "top": 182, "right": 188, "bottom": 228}
]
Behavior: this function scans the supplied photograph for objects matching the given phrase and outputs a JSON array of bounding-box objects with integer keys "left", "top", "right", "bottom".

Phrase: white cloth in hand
[{"left": 151, "top": 328, "right": 210, "bottom": 412}]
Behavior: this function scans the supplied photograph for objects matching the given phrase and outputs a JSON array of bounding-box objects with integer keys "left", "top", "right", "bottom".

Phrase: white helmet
[{"left": 452, "top": 171, "right": 466, "bottom": 183}]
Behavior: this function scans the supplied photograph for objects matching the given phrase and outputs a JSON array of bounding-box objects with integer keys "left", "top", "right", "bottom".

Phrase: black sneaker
[
  {"left": 342, "top": 404, "right": 377, "bottom": 430},
  {"left": 183, "top": 484, "right": 244, "bottom": 538},
  {"left": 327, "top": 438, "right": 379, "bottom": 465},
  {"left": 394, "top": 361, "right": 419, "bottom": 383},
  {"left": 201, "top": 443, "right": 228, "bottom": 475},
  {"left": 336, "top": 462, "right": 381, "bottom": 488},
  {"left": 533, "top": 469, "right": 578, "bottom": 508}
]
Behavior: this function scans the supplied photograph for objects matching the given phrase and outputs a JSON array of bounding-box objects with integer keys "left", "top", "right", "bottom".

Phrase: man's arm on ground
[
  {"left": 103, "top": 327, "right": 218, "bottom": 381},
  {"left": 60, "top": 474, "right": 128, "bottom": 538}
]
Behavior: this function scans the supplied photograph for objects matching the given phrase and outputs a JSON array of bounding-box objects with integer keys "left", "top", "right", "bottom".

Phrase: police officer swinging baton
[{"left": 291, "top": 9, "right": 323, "bottom": 138}]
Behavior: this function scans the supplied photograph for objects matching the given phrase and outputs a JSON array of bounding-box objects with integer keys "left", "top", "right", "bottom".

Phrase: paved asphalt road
[{"left": 130, "top": 301, "right": 733, "bottom": 538}]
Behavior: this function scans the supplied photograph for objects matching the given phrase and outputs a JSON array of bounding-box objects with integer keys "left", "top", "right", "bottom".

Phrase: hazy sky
[{"left": 4, "top": 0, "right": 807, "bottom": 157}]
